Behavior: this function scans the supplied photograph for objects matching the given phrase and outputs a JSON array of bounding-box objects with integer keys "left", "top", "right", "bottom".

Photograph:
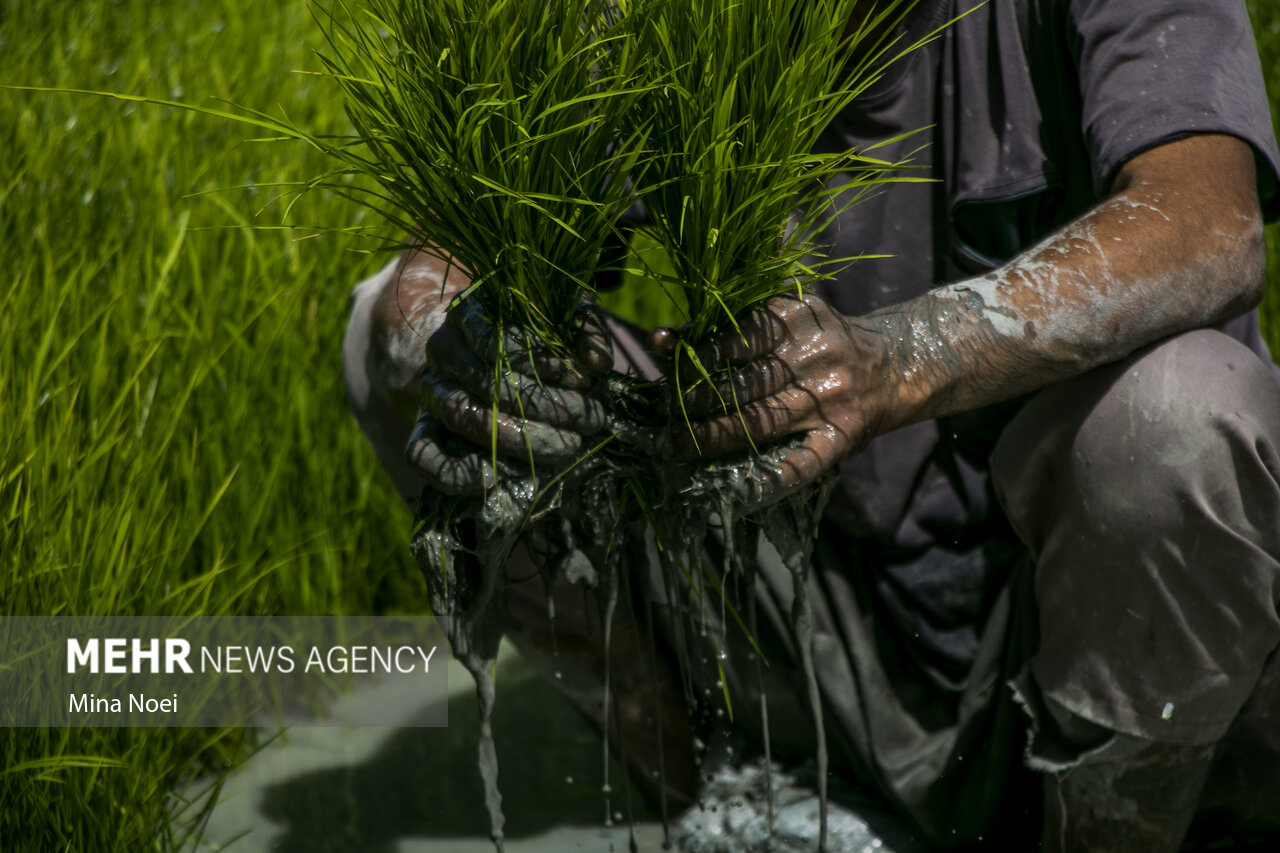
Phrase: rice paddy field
[{"left": 3, "top": 2, "right": 1280, "bottom": 851}]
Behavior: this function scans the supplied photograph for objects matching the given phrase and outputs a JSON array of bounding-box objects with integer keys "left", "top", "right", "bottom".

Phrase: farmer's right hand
[{"left": 406, "top": 297, "right": 615, "bottom": 496}]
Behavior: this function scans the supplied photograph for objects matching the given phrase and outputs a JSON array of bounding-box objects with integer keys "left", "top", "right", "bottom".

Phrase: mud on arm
[{"left": 869, "top": 132, "right": 1266, "bottom": 432}]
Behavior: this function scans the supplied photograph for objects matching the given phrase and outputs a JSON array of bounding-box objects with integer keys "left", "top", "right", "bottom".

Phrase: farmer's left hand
[{"left": 650, "top": 292, "right": 897, "bottom": 500}]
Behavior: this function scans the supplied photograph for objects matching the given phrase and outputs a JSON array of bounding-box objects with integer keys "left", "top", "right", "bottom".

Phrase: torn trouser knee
[{"left": 1011, "top": 665, "right": 1149, "bottom": 773}]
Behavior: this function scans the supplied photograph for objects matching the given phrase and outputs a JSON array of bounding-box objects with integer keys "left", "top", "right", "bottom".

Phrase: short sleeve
[{"left": 1067, "top": 0, "right": 1280, "bottom": 219}]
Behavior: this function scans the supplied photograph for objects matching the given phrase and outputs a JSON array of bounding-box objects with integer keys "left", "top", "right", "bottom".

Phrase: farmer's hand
[
  {"left": 406, "top": 297, "right": 615, "bottom": 496},
  {"left": 650, "top": 292, "right": 899, "bottom": 500}
]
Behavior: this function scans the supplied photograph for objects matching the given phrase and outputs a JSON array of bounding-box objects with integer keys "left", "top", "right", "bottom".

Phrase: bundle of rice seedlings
[
  {"left": 625, "top": 1, "right": 930, "bottom": 845},
  {"left": 314, "top": 0, "right": 653, "bottom": 356},
  {"left": 305, "top": 2, "right": 662, "bottom": 848}
]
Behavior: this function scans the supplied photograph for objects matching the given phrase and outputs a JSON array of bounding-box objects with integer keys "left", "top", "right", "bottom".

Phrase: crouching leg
[{"left": 992, "top": 329, "right": 1280, "bottom": 851}]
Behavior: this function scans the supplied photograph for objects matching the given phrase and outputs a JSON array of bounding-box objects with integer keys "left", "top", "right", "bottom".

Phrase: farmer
[{"left": 344, "top": 1, "right": 1280, "bottom": 849}]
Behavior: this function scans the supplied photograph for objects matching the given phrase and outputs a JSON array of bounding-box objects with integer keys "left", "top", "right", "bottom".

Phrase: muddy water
[
  {"left": 412, "top": 417, "right": 839, "bottom": 853},
  {"left": 411, "top": 478, "right": 534, "bottom": 852},
  {"left": 655, "top": 440, "right": 837, "bottom": 852}
]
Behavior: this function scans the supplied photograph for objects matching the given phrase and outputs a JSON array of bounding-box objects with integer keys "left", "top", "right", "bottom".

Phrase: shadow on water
[{"left": 258, "top": 662, "right": 654, "bottom": 853}]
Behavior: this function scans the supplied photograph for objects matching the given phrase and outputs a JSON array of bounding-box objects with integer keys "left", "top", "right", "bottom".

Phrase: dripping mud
[{"left": 411, "top": 368, "right": 863, "bottom": 852}]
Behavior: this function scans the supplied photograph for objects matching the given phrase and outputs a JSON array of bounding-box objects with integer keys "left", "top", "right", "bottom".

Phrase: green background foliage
[
  {"left": 1, "top": 1, "right": 1279, "bottom": 850},
  {"left": 1, "top": 2, "right": 423, "bottom": 849},
  {"left": 1249, "top": 0, "right": 1280, "bottom": 356}
]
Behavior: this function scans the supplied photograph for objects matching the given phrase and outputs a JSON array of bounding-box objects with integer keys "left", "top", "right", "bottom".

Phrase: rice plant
[
  {"left": 622, "top": 5, "right": 939, "bottom": 848},
  {"left": 301, "top": 4, "right": 671, "bottom": 849}
]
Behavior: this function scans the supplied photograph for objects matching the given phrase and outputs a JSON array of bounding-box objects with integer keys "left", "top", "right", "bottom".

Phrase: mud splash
[{"left": 672, "top": 756, "right": 893, "bottom": 853}]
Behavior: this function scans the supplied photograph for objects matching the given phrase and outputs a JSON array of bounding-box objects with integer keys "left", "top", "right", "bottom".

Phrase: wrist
[{"left": 851, "top": 305, "right": 949, "bottom": 436}]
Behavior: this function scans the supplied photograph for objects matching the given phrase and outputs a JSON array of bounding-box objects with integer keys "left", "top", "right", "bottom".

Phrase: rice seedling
[
  {"left": 295, "top": 3, "right": 671, "bottom": 848},
  {"left": 620, "top": 3, "right": 936, "bottom": 846},
  {"left": 637, "top": 0, "right": 923, "bottom": 345}
]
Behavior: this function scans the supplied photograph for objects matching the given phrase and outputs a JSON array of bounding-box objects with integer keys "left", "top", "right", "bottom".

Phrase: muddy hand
[
  {"left": 650, "top": 292, "right": 892, "bottom": 502},
  {"left": 406, "top": 300, "right": 614, "bottom": 496}
]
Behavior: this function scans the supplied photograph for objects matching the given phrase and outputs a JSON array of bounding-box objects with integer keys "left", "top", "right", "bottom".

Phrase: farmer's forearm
[
  {"left": 367, "top": 248, "right": 473, "bottom": 422},
  {"left": 861, "top": 134, "right": 1266, "bottom": 434}
]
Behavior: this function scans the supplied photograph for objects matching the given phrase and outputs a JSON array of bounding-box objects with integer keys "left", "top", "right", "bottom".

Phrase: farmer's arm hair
[{"left": 858, "top": 133, "right": 1266, "bottom": 433}]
